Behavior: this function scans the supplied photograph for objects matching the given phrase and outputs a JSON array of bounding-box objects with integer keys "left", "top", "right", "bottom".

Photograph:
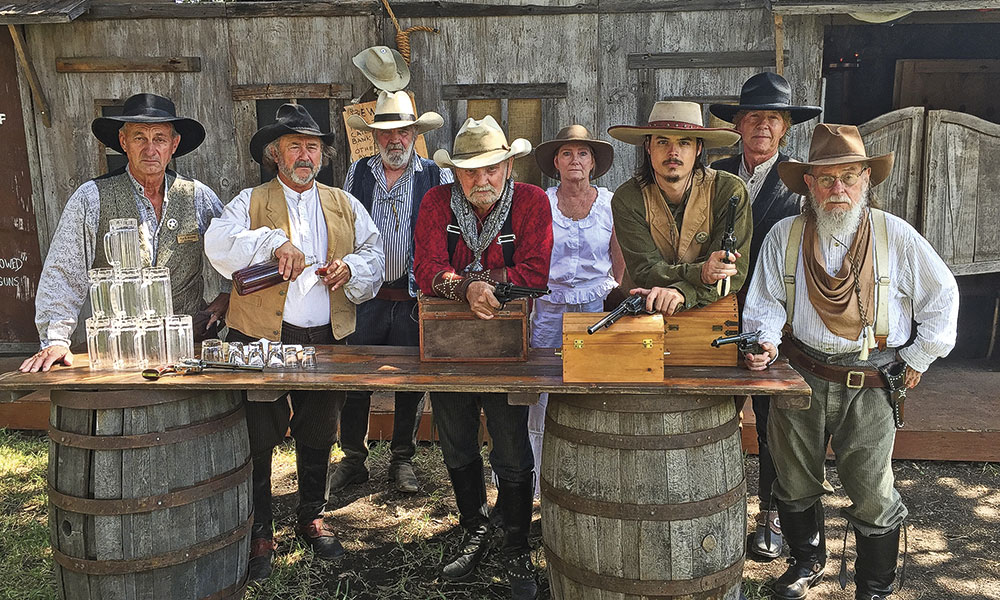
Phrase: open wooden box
[{"left": 418, "top": 293, "right": 529, "bottom": 362}]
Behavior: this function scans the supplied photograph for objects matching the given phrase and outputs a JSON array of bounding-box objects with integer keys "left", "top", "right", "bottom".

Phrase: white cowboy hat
[
  {"left": 433, "top": 115, "right": 532, "bottom": 169},
  {"left": 352, "top": 46, "right": 410, "bottom": 92},
  {"left": 608, "top": 100, "right": 741, "bottom": 149},
  {"left": 346, "top": 90, "right": 443, "bottom": 135}
]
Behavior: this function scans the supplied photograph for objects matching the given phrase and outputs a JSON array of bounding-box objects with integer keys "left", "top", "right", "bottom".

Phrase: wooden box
[
  {"left": 418, "top": 293, "right": 528, "bottom": 362},
  {"left": 561, "top": 313, "right": 665, "bottom": 383},
  {"left": 662, "top": 294, "right": 740, "bottom": 367}
]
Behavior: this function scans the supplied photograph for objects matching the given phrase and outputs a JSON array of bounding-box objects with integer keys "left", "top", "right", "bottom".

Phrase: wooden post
[
  {"left": 7, "top": 24, "right": 50, "bottom": 128},
  {"left": 773, "top": 13, "right": 785, "bottom": 76}
]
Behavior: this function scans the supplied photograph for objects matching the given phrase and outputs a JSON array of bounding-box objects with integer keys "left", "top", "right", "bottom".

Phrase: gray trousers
[{"left": 769, "top": 347, "right": 908, "bottom": 536}]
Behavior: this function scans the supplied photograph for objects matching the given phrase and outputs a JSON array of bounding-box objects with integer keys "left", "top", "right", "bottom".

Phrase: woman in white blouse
[{"left": 527, "top": 125, "right": 625, "bottom": 493}]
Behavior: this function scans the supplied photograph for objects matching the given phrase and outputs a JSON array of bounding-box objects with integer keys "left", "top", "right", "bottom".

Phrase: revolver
[
  {"left": 587, "top": 294, "right": 654, "bottom": 335},
  {"left": 711, "top": 330, "right": 765, "bottom": 355},
  {"left": 493, "top": 282, "right": 550, "bottom": 309},
  {"left": 142, "top": 358, "right": 264, "bottom": 380}
]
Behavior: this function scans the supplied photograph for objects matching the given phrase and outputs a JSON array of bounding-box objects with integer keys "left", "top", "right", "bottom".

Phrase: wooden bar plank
[
  {"left": 230, "top": 83, "right": 353, "bottom": 101},
  {"left": 627, "top": 51, "right": 791, "bottom": 70},
  {"left": 0, "top": 394, "right": 48, "bottom": 429},
  {"left": 0, "top": 0, "right": 89, "bottom": 24},
  {"left": 770, "top": 1, "right": 993, "bottom": 14},
  {"left": 443, "top": 83, "right": 568, "bottom": 101},
  {"left": 55, "top": 56, "right": 201, "bottom": 73}
]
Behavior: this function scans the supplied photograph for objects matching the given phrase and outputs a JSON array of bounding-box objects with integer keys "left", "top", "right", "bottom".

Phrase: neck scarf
[
  {"left": 802, "top": 208, "right": 876, "bottom": 340},
  {"left": 449, "top": 177, "right": 515, "bottom": 272}
]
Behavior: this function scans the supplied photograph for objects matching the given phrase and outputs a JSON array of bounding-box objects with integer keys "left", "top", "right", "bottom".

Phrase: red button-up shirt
[{"left": 414, "top": 182, "right": 553, "bottom": 292}]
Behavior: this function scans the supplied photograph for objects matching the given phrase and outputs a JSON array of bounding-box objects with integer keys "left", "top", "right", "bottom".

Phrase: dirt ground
[{"left": 253, "top": 441, "right": 1000, "bottom": 600}]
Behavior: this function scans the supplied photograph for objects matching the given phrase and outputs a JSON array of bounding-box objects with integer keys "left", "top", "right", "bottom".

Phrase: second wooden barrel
[
  {"left": 541, "top": 393, "right": 745, "bottom": 600},
  {"left": 48, "top": 388, "right": 251, "bottom": 600}
]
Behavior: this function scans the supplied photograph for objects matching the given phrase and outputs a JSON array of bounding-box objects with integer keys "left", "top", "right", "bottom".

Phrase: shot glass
[
  {"left": 227, "top": 341, "right": 246, "bottom": 366},
  {"left": 165, "top": 315, "right": 194, "bottom": 364},
  {"left": 283, "top": 346, "right": 299, "bottom": 369},
  {"left": 301, "top": 346, "right": 317, "bottom": 370},
  {"left": 201, "top": 338, "right": 223, "bottom": 363},
  {"left": 266, "top": 343, "right": 284, "bottom": 368},
  {"left": 246, "top": 342, "right": 265, "bottom": 367}
]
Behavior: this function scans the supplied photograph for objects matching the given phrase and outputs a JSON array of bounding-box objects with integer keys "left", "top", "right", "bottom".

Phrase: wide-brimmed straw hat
[
  {"left": 608, "top": 101, "right": 741, "bottom": 149},
  {"left": 433, "top": 115, "right": 532, "bottom": 169},
  {"left": 346, "top": 90, "right": 443, "bottom": 135},
  {"left": 249, "top": 103, "right": 336, "bottom": 164},
  {"left": 91, "top": 93, "right": 205, "bottom": 157},
  {"left": 709, "top": 72, "right": 822, "bottom": 125},
  {"left": 533, "top": 124, "right": 615, "bottom": 180},
  {"left": 777, "top": 123, "right": 894, "bottom": 195},
  {"left": 352, "top": 46, "right": 410, "bottom": 92}
]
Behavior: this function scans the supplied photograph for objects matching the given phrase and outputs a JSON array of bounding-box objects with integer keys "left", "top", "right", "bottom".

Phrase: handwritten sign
[{"left": 342, "top": 99, "right": 429, "bottom": 163}]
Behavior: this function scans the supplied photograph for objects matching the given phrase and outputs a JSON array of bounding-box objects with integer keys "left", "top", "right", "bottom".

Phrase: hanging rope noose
[{"left": 380, "top": 0, "right": 438, "bottom": 64}]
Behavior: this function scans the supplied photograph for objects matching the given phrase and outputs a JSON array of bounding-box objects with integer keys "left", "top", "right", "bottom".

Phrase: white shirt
[
  {"left": 738, "top": 152, "right": 780, "bottom": 202},
  {"left": 743, "top": 211, "right": 958, "bottom": 373},
  {"left": 543, "top": 186, "right": 617, "bottom": 305},
  {"left": 205, "top": 179, "right": 384, "bottom": 328}
]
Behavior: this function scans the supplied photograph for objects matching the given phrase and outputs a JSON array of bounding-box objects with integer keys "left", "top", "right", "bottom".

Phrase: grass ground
[{"left": 2, "top": 428, "right": 998, "bottom": 599}]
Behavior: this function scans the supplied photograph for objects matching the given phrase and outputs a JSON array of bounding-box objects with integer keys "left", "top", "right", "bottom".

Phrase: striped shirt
[
  {"left": 737, "top": 151, "right": 780, "bottom": 202},
  {"left": 345, "top": 154, "right": 453, "bottom": 283},
  {"left": 743, "top": 211, "right": 959, "bottom": 373}
]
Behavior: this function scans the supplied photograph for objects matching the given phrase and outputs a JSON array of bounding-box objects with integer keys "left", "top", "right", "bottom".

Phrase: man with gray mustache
[{"left": 330, "top": 91, "right": 452, "bottom": 494}]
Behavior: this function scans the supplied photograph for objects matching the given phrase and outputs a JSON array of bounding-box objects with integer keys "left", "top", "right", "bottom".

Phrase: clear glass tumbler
[
  {"left": 283, "top": 346, "right": 299, "bottom": 369},
  {"left": 301, "top": 346, "right": 317, "bottom": 370},
  {"left": 88, "top": 268, "right": 115, "bottom": 319},
  {"left": 246, "top": 342, "right": 264, "bottom": 367},
  {"left": 202, "top": 338, "right": 223, "bottom": 362},
  {"left": 103, "top": 218, "right": 142, "bottom": 270},
  {"left": 165, "top": 315, "right": 194, "bottom": 364},
  {"left": 141, "top": 267, "right": 173, "bottom": 318},
  {"left": 86, "top": 317, "right": 113, "bottom": 370},
  {"left": 111, "top": 317, "right": 144, "bottom": 370},
  {"left": 266, "top": 343, "right": 284, "bottom": 368},
  {"left": 139, "top": 317, "right": 166, "bottom": 368},
  {"left": 227, "top": 341, "right": 246, "bottom": 366},
  {"left": 110, "top": 268, "right": 146, "bottom": 318}
]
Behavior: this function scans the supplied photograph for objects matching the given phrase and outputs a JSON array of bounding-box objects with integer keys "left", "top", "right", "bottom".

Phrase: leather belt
[
  {"left": 376, "top": 287, "right": 413, "bottom": 303},
  {"left": 781, "top": 337, "right": 885, "bottom": 390}
]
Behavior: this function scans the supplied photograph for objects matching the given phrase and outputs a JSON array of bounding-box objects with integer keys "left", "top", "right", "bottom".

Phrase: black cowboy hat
[
  {"left": 709, "top": 72, "right": 822, "bottom": 125},
  {"left": 250, "top": 103, "right": 336, "bottom": 164},
  {"left": 91, "top": 93, "right": 206, "bottom": 157}
]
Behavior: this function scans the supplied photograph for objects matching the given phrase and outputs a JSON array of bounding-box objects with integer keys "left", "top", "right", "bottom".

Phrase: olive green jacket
[{"left": 611, "top": 168, "right": 752, "bottom": 310}]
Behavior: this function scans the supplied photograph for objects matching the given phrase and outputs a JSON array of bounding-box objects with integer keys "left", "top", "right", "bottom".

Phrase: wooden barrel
[
  {"left": 48, "top": 389, "right": 251, "bottom": 600},
  {"left": 541, "top": 393, "right": 746, "bottom": 600}
]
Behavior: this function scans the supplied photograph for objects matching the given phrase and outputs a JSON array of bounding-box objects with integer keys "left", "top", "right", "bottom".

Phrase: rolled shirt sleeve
[{"left": 204, "top": 188, "right": 290, "bottom": 279}]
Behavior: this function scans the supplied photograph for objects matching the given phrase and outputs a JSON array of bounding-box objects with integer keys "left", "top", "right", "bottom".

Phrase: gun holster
[{"left": 878, "top": 361, "right": 907, "bottom": 428}]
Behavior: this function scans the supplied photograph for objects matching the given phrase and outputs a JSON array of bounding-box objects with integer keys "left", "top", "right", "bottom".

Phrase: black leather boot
[
  {"left": 771, "top": 501, "right": 826, "bottom": 600},
  {"left": 295, "top": 443, "right": 344, "bottom": 560},
  {"left": 498, "top": 477, "right": 537, "bottom": 600},
  {"left": 248, "top": 449, "right": 275, "bottom": 582},
  {"left": 854, "top": 526, "right": 900, "bottom": 600},
  {"left": 442, "top": 459, "right": 492, "bottom": 581}
]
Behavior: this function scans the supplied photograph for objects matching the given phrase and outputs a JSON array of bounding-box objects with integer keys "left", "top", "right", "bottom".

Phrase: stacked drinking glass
[{"left": 85, "top": 218, "right": 194, "bottom": 370}]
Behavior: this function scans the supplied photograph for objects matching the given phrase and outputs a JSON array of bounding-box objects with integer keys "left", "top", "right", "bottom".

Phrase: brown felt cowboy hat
[
  {"left": 352, "top": 46, "right": 410, "bottom": 92},
  {"left": 608, "top": 101, "right": 741, "bottom": 149},
  {"left": 346, "top": 90, "right": 443, "bottom": 135},
  {"left": 91, "top": 93, "right": 206, "bottom": 157},
  {"left": 433, "top": 115, "right": 532, "bottom": 170},
  {"left": 777, "top": 123, "right": 894, "bottom": 196},
  {"left": 534, "top": 124, "right": 615, "bottom": 180},
  {"left": 249, "top": 103, "right": 336, "bottom": 164}
]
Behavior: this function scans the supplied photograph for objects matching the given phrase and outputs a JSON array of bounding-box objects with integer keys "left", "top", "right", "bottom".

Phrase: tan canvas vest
[{"left": 226, "top": 179, "right": 357, "bottom": 340}]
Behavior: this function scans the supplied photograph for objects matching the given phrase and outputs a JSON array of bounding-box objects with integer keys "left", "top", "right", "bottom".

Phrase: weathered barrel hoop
[
  {"left": 545, "top": 545, "right": 744, "bottom": 597},
  {"left": 48, "top": 459, "right": 252, "bottom": 516},
  {"left": 544, "top": 413, "right": 739, "bottom": 450},
  {"left": 50, "top": 388, "right": 217, "bottom": 410},
  {"left": 52, "top": 513, "right": 253, "bottom": 575},
  {"left": 540, "top": 478, "right": 746, "bottom": 521},
  {"left": 48, "top": 404, "right": 245, "bottom": 450},
  {"left": 200, "top": 576, "right": 249, "bottom": 600},
  {"left": 553, "top": 393, "right": 731, "bottom": 414}
]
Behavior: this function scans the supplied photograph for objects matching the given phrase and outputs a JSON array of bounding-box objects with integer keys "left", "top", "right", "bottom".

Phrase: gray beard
[
  {"left": 806, "top": 187, "right": 868, "bottom": 241},
  {"left": 379, "top": 141, "right": 414, "bottom": 170},
  {"left": 280, "top": 162, "right": 320, "bottom": 186}
]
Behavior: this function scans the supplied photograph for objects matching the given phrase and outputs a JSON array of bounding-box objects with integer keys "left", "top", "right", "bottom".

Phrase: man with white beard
[
  {"left": 742, "top": 124, "right": 958, "bottom": 600},
  {"left": 331, "top": 91, "right": 452, "bottom": 494}
]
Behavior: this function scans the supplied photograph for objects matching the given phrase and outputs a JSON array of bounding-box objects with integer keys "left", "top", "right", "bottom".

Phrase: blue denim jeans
[{"left": 430, "top": 392, "right": 534, "bottom": 484}]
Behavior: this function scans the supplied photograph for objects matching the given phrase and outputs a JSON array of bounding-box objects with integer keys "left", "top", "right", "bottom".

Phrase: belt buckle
[{"left": 846, "top": 370, "right": 865, "bottom": 389}]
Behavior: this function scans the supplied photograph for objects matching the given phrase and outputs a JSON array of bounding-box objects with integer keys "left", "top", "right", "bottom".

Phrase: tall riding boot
[
  {"left": 328, "top": 391, "right": 371, "bottom": 492},
  {"left": 442, "top": 459, "right": 492, "bottom": 581},
  {"left": 294, "top": 443, "right": 344, "bottom": 559},
  {"left": 497, "top": 477, "right": 537, "bottom": 600},
  {"left": 248, "top": 448, "right": 276, "bottom": 581},
  {"left": 854, "top": 526, "right": 900, "bottom": 600},
  {"left": 388, "top": 391, "right": 425, "bottom": 493},
  {"left": 771, "top": 500, "right": 826, "bottom": 600}
]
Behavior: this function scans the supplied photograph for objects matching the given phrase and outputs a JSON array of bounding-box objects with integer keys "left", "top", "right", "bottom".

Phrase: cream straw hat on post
[
  {"left": 433, "top": 115, "right": 532, "bottom": 169},
  {"left": 352, "top": 46, "right": 410, "bottom": 92},
  {"left": 346, "top": 90, "right": 443, "bottom": 134},
  {"left": 608, "top": 100, "right": 741, "bottom": 149}
]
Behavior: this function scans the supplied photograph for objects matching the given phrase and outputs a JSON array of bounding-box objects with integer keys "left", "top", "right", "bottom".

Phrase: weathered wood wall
[{"left": 15, "top": 1, "right": 822, "bottom": 262}]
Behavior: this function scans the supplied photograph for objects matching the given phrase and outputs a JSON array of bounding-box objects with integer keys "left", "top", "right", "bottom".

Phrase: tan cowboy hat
[
  {"left": 608, "top": 101, "right": 741, "bottom": 149},
  {"left": 777, "top": 123, "right": 894, "bottom": 195},
  {"left": 346, "top": 90, "right": 443, "bottom": 135},
  {"left": 352, "top": 46, "right": 410, "bottom": 92},
  {"left": 534, "top": 124, "right": 615, "bottom": 180},
  {"left": 433, "top": 115, "right": 532, "bottom": 169}
]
